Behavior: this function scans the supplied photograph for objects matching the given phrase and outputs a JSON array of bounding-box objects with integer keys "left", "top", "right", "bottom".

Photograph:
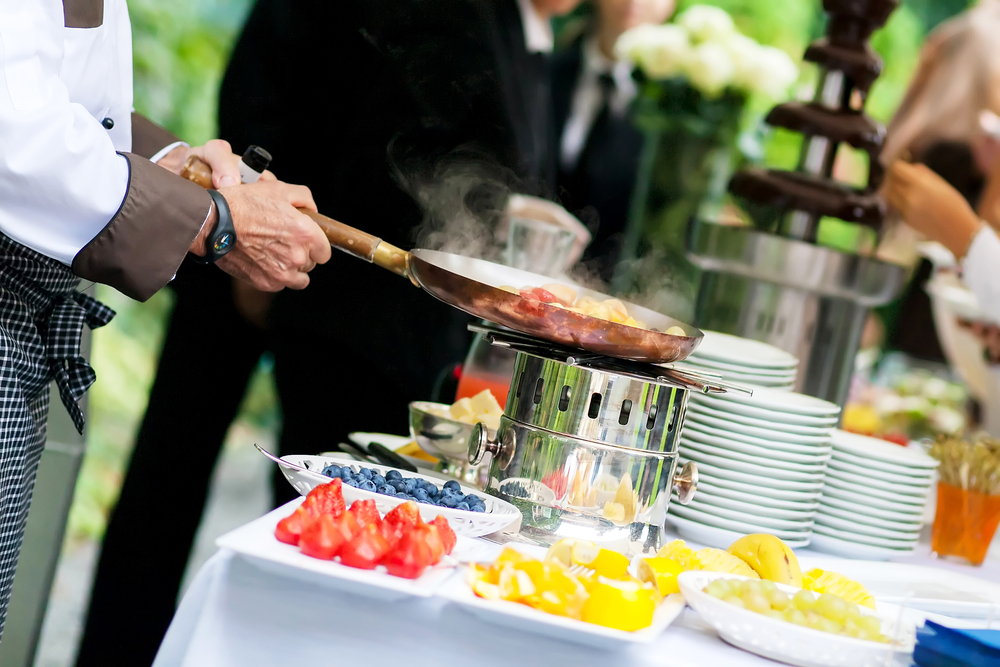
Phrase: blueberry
[
  {"left": 386, "top": 470, "right": 403, "bottom": 482},
  {"left": 420, "top": 480, "right": 438, "bottom": 492},
  {"left": 358, "top": 479, "right": 377, "bottom": 492},
  {"left": 456, "top": 502, "right": 471, "bottom": 511},
  {"left": 444, "top": 480, "right": 462, "bottom": 493},
  {"left": 376, "top": 484, "right": 391, "bottom": 495},
  {"left": 440, "top": 496, "right": 458, "bottom": 508},
  {"left": 388, "top": 480, "right": 404, "bottom": 493},
  {"left": 403, "top": 478, "right": 418, "bottom": 492},
  {"left": 413, "top": 489, "right": 430, "bottom": 502},
  {"left": 463, "top": 493, "right": 479, "bottom": 504},
  {"left": 343, "top": 477, "right": 360, "bottom": 488},
  {"left": 372, "top": 473, "right": 386, "bottom": 487},
  {"left": 359, "top": 468, "right": 373, "bottom": 480},
  {"left": 321, "top": 465, "right": 342, "bottom": 479},
  {"left": 471, "top": 504, "right": 485, "bottom": 512}
]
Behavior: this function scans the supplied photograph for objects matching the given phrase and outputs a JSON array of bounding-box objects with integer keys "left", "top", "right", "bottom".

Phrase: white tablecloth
[{"left": 151, "top": 516, "right": 955, "bottom": 667}]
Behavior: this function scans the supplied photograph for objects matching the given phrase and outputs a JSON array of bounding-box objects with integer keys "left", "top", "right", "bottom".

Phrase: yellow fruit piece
[
  {"left": 471, "top": 578, "right": 501, "bottom": 600},
  {"left": 638, "top": 558, "right": 684, "bottom": 596},
  {"left": 545, "top": 539, "right": 583, "bottom": 567},
  {"left": 727, "top": 534, "right": 803, "bottom": 587},
  {"left": 695, "top": 548, "right": 760, "bottom": 579},
  {"left": 803, "top": 568, "right": 876, "bottom": 609},
  {"left": 570, "top": 542, "right": 630, "bottom": 580},
  {"left": 498, "top": 564, "right": 537, "bottom": 601},
  {"left": 582, "top": 577, "right": 657, "bottom": 631},
  {"left": 664, "top": 325, "right": 686, "bottom": 336},
  {"left": 603, "top": 502, "right": 625, "bottom": 522},
  {"left": 498, "top": 285, "right": 519, "bottom": 294},
  {"left": 842, "top": 404, "right": 880, "bottom": 435},
  {"left": 657, "top": 540, "right": 698, "bottom": 569},
  {"left": 495, "top": 547, "right": 534, "bottom": 568}
]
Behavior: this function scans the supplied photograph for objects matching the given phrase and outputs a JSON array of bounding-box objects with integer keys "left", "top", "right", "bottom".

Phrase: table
[{"left": 152, "top": 502, "right": 950, "bottom": 667}]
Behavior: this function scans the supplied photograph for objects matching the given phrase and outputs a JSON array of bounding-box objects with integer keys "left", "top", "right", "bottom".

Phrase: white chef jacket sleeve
[
  {"left": 0, "top": 4, "right": 212, "bottom": 300},
  {"left": 961, "top": 225, "right": 1000, "bottom": 324}
]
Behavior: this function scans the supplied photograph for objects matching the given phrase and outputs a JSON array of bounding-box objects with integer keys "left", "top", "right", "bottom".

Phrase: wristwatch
[{"left": 192, "top": 189, "right": 236, "bottom": 264}]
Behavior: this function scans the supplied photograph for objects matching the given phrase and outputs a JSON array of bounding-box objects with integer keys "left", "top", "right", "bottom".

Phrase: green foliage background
[{"left": 69, "top": 0, "right": 973, "bottom": 541}]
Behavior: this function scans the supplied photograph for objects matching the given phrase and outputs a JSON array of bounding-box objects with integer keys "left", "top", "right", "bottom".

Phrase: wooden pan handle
[{"left": 179, "top": 155, "right": 411, "bottom": 276}]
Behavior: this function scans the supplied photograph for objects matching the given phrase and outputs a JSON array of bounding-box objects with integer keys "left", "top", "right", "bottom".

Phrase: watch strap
[{"left": 191, "top": 189, "right": 236, "bottom": 264}]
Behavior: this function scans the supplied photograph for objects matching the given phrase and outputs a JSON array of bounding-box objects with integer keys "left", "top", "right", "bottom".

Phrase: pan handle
[{"left": 179, "top": 155, "right": 413, "bottom": 279}]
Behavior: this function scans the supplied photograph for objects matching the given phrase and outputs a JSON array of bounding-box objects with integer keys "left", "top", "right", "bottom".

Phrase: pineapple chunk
[
  {"left": 449, "top": 397, "right": 476, "bottom": 421},
  {"left": 657, "top": 540, "right": 698, "bottom": 569},
  {"left": 694, "top": 548, "right": 760, "bottom": 579},
  {"left": 603, "top": 298, "right": 628, "bottom": 318},
  {"left": 803, "top": 568, "right": 876, "bottom": 609},
  {"left": 469, "top": 389, "right": 503, "bottom": 417},
  {"left": 541, "top": 283, "right": 578, "bottom": 306}
]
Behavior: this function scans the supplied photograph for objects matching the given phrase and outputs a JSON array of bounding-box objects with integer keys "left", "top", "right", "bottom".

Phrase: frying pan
[{"left": 181, "top": 157, "right": 702, "bottom": 363}]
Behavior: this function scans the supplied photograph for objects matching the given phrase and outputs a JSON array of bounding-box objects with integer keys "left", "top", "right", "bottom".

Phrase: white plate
[
  {"left": 216, "top": 499, "right": 469, "bottom": 601},
  {"left": 679, "top": 571, "right": 916, "bottom": 667},
  {"left": 831, "top": 430, "right": 939, "bottom": 469},
  {"left": 682, "top": 430, "right": 831, "bottom": 465},
  {"left": 665, "top": 513, "right": 812, "bottom": 549},
  {"left": 708, "top": 385, "right": 841, "bottom": 417},
  {"left": 684, "top": 421, "right": 831, "bottom": 453},
  {"left": 680, "top": 356, "right": 798, "bottom": 376},
  {"left": 819, "top": 481, "right": 928, "bottom": 508},
  {"left": 691, "top": 331, "right": 799, "bottom": 369},
  {"left": 807, "top": 532, "right": 917, "bottom": 560},
  {"left": 686, "top": 412, "right": 832, "bottom": 446},
  {"left": 830, "top": 449, "right": 937, "bottom": 478},
  {"left": 436, "top": 568, "right": 685, "bottom": 649},
  {"left": 682, "top": 496, "right": 814, "bottom": 531},
  {"left": 796, "top": 556, "right": 1000, "bottom": 619},
  {"left": 697, "top": 480, "right": 822, "bottom": 509},
  {"left": 681, "top": 440, "right": 829, "bottom": 473},
  {"left": 824, "top": 471, "right": 932, "bottom": 498},
  {"left": 278, "top": 454, "right": 519, "bottom": 537},
  {"left": 813, "top": 513, "right": 921, "bottom": 540},
  {"left": 683, "top": 459, "right": 826, "bottom": 488},
  {"left": 691, "top": 394, "right": 839, "bottom": 426},
  {"left": 348, "top": 432, "right": 413, "bottom": 451},
  {"left": 668, "top": 504, "right": 812, "bottom": 541},
  {"left": 811, "top": 524, "right": 919, "bottom": 550},
  {"left": 818, "top": 495, "right": 924, "bottom": 522},
  {"left": 687, "top": 403, "right": 830, "bottom": 436},
  {"left": 826, "top": 458, "right": 935, "bottom": 486},
  {"left": 816, "top": 503, "right": 922, "bottom": 531},
  {"left": 697, "top": 471, "right": 825, "bottom": 499},
  {"left": 690, "top": 491, "right": 818, "bottom": 519}
]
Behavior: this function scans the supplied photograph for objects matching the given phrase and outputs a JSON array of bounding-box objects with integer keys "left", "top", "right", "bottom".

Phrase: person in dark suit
[
  {"left": 553, "top": 0, "right": 674, "bottom": 281},
  {"left": 75, "top": 1, "right": 580, "bottom": 664}
]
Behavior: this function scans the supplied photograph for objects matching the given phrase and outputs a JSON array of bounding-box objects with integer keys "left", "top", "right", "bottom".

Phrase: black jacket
[
  {"left": 552, "top": 36, "right": 645, "bottom": 281},
  {"left": 218, "top": 0, "right": 558, "bottom": 397}
]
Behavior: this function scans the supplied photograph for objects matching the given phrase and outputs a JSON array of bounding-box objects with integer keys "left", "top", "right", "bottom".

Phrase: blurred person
[
  {"left": 875, "top": 0, "right": 1000, "bottom": 362},
  {"left": 75, "top": 0, "right": 582, "bottom": 663},
  {"left": 0, "top": 0, "right": 331, "bottom": 641},
  {"left": 553, "top": 0, "right": 675, "bottom": 280}
]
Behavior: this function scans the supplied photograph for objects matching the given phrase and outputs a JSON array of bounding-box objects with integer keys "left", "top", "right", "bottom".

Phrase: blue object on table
[{"left": 914, "top": 620, "right": 1000, "bottom": 667}]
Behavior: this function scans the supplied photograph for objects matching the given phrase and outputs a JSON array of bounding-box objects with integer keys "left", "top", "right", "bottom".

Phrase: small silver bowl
[{"left": 408, "top": 401, "right": 476, "bottom": 462}]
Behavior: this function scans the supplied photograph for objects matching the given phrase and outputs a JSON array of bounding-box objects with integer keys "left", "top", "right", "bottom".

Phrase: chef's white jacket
[
  {"left": 963, "top": 225, "right": 1000, "bottom": 324},
  {"left": 0, "top": 0, "right": 213, "bottom": 300}
]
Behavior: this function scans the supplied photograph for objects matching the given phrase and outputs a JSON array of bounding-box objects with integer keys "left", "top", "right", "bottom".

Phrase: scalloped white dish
[
  {"left": 691, "top": 394, "right": 839, "bottom": 426},
  {"left": 687, "top": 402, "right": 830, "bottom": 435},
  {"left": 678, "top": 571, "right": 916, "bottom": 667},
  {"left": 277, "top": 454, "right": 519, "bottom": 537}
]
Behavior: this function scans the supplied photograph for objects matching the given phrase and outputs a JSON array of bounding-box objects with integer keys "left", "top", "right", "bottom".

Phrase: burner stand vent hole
[
  {"left": 587, "top": 393, "right": 602, "bottom": 418},
  {"left": 619, "top": 399, "right": 633, "bottom": 425},
  {"left": 646, "top": 404, "right": 658, "bottom": 430},
  {"left": 533, "top": 378, "right": 545, "bottom": 405},
  {"left": 558, "top": 386, "right": 572, "bottom": 412}
]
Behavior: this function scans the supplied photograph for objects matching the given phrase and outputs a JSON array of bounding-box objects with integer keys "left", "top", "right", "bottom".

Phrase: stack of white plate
[
  {"left": 811, "top": 430, "right": 938, "bottom": 560},
  {"left": 666, "top": 386, "right": 839, "bottom": 549},
  {"left": 676, "top": 331, "right": 798, "bottom": 390}
]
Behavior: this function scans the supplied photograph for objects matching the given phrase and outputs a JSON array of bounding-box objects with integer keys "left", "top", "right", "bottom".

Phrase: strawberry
[
  {"left": 419, "top": 524, "right": 445, "bottom": 565},
  {"left": 379, "top": 518, "right": 406, "bottom": 550},
  {"left": 302, "top": 479, "right": 346, "bottom": 518},
  {"left": 348, "top": 499, "right": 381, "bottom": 528},
  {"left": 274, "top": 507, "right": 312, "bottom": 545},
  {"left": 431, "top": 516, "right": 457, "bottom": 554},
  {"left": 519, "top": 287, "right": 559, "bottom": 304},
  {"left": 340, "top": 523, "right": 390, "bottom": 570},
  {"left": 384, "top": 501, "right": 421, "bottom": 534},
  {"left": 299, "top": 514, "right": 346, "bottom": 560},
  {"left": 383, "top": 530, "right": 434, "bottom": 579}
]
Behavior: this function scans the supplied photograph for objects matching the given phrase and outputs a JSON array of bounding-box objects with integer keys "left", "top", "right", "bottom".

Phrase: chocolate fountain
[{"left": 686, "top": 0, "right": 908, "bottom": 407}]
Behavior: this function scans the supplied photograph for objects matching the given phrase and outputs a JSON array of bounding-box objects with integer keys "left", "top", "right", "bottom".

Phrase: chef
[{"left": 0, "top": 0, "right": 331, "bottom": 636}]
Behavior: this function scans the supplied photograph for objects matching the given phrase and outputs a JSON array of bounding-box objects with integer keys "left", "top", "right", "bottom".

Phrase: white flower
[
  {"left": 676, "top": 5, "right": 735, "bottom": 43},
  {"left": 740, "top": 45, "right": 798, "bottom": 98},
  {"left": 683, "top": 41, "right": 734, "bottom": 97},
  {"left": 617, "top": 24, "right": 691, "bottom": 80}
]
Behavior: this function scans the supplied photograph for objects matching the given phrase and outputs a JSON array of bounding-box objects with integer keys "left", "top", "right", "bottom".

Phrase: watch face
[{"left": 214, "top": 233, "right": 233, "bottom": 253}]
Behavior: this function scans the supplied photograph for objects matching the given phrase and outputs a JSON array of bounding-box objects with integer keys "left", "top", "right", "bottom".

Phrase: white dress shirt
[
  {"left": 515, "top": 0, "right": 553, "bottom": 54},
  {"left": 0, "top": 0, "right": 139, "bottom": 265},
  {"left": 560, "top": 36, "right": 637, "bottom": 170},
  {"left": 962, "top": 225, "right": 1000, "bottom": 323}
]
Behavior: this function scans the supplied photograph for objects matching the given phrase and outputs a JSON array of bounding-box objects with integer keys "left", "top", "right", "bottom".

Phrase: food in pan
[
  {"left": 274, "top": 480, "right": 457, "bottom": 579},
  {"left": 320, "top": 464, "right": 487, "bottom": 512},
  {"left": 703, "top": 579, "right": 889, "bottom": 643},
  {"left": 434, "top": 389, "right": 504, "bottom": 432},
  {"left": 499, "top": 283, "right": 687, "bottom": 336},
  {"left": 467, "top": 539, "right": 663, "bottom": 631},
  {"left": 726, "top": 533, "right": 803, "bottom": 587}
]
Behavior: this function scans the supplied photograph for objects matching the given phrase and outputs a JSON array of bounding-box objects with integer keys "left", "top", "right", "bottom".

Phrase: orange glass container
[
  {"left": 931, "top": 481, "right": 1000, "bottom": 566},
  {"left": 455, "top": 373, "right": 511, "bottom": 407}
]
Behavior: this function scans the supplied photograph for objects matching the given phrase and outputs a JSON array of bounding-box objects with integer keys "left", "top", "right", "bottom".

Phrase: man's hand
[
  {"left": 192, "top": 180, "right": 332, "bottom": 291},
  {"left": 157, "top": 139, "right": 276, "bottom": 187},
  {"left": 882, "top": 161, "right": 982, "bottom": 260}
]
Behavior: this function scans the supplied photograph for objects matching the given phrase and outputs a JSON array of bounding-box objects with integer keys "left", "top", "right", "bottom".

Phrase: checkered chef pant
[{"left": 0, "top": 234, "right": 114, "bottom": 639}]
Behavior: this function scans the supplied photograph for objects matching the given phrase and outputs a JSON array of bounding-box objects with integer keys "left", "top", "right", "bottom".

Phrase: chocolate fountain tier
[
  {"left": 729, "top": 169, "right": 885, "bottom": 228},
  {"left": 766, "top": 103, "right": 884, "bottom": 157},
  {"left": 804, "top": 38, "right": 883, "bottom": 94}
]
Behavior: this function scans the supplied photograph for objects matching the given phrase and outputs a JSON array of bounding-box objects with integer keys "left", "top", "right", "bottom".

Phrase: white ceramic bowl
[{"left": 678, "top": 571, "right": 916, "bottom": 667}]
